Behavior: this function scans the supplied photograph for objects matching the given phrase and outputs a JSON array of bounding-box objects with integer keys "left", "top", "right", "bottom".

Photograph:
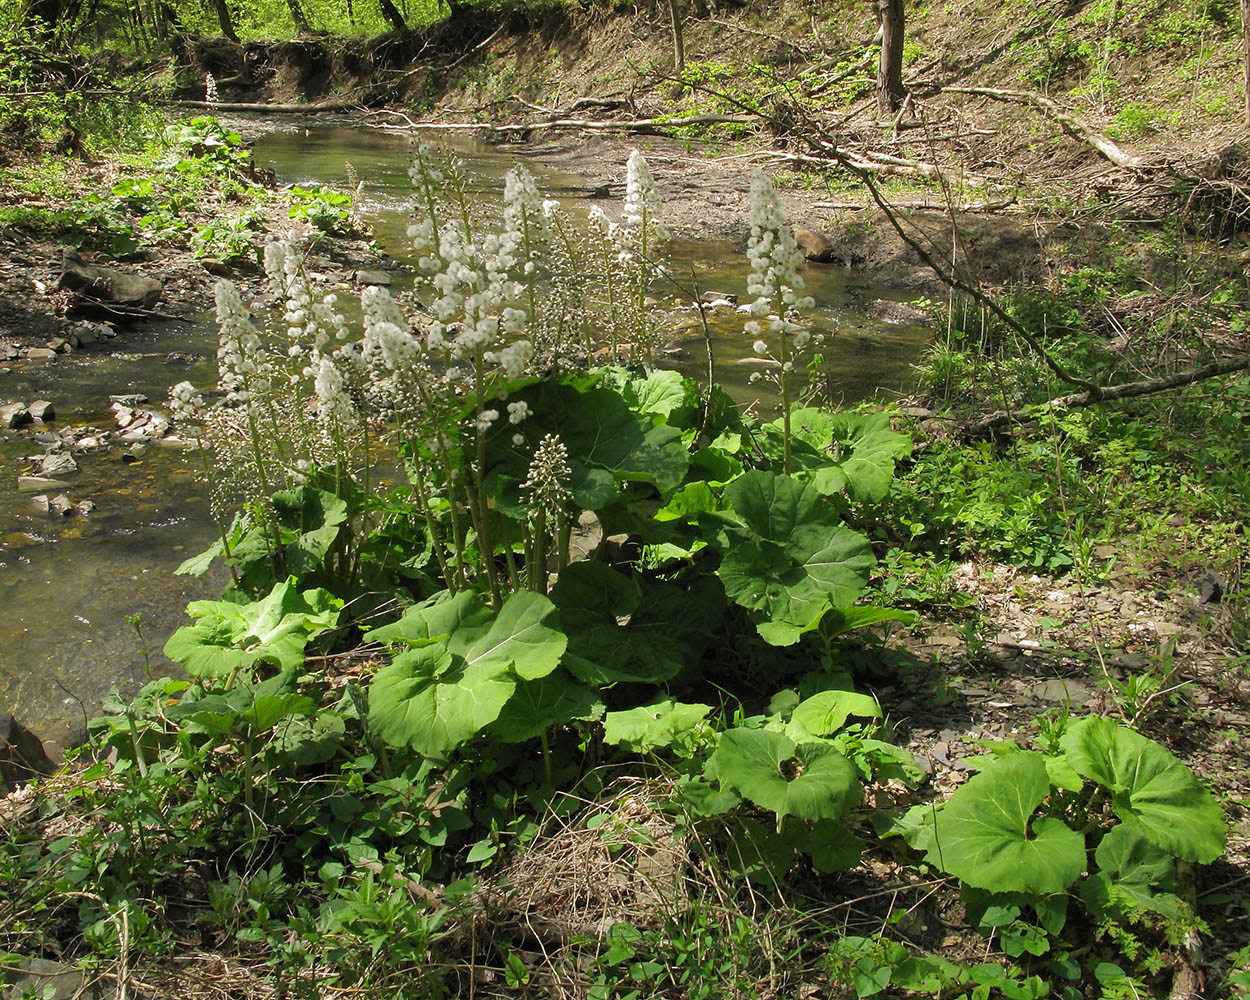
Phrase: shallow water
[{"left": 0, "top": 124, "right": 930, "bottom": 744}]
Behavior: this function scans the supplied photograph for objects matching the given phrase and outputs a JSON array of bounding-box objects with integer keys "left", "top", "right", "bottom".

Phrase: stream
[{"left": 0, "top": 124, "right": 932, "bottom": 747}]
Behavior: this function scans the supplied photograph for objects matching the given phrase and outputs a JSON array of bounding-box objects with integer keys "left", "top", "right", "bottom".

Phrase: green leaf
[
  {"left": 787, "top": 689, "right": 881, "bottom": 740},
  {"left": 488, "top": 670, "right": 603, "bottom": 743},
  {"left": 163, "top": 580, "right": 341, "bottom": 678},
  {"left": 763, "top": 409, "right": 911, "bottom": 502},
  {"left": 550, "top": 563, "right": 716, "bottom": 685},
  {"left": 482, "top": 379, "right": 690, "bottom": 510},
  {"left": 624, "top": 369, "right": 696, "bottom": 422},
  {"left": 368, "top": 644, "right": 515, "bottom": 756},
  {"left": 818, "top": 605, "right": 918, "bottom": 638},
  {"left": 1060, "top": 715, "right": 1226, "bottom": 863},
  {"left": 717, "top": 472, "right": 875, "bottom": 645},
  {"left": 271, "top": 486, "right": 349, "bottom": 576},
  {"left": 175, "top": 537, "right": 224, "bottom": 577},
  {"left": 603, "top": 699, "right": 713, "bottom": 752},
  {"left": 710, "top": 728, "right": 861, "bottom": 822},
  {"left": 926, "top": 751, "right": 1085, "bottom": 895},
  {"left": 366, "top": 591, "right": 566, "bottom": 756},
  {"left": 805, "top": 818, "right": 865, "bottom": 872}
]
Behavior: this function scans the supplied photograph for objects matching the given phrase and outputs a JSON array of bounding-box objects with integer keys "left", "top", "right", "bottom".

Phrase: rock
[
  {"left": 35, "top": 452, "right": 78, "bottom": 477},
  {"left": 30, "top": 494, "right": 50, "bottom": 512},
  {"left": 122, "top": 443, "right": 147, "bottom": 462},
  {"left": 59, "top": 249, "right": 163, "bottom": 315},
  {"left": 109, "top": 393, "right": 149, "bottom": 406},
  {"left": 1194, "top": 569, "right": 1224, "bottom": 604},
  {"left": 1033, "top": 678, "right": 1094, "bottom": 707},
  {"left": 24, "top": 347, "right": 56, "bottom": 363},
  {"left": 0, "top": 402, "right": 31, "bottom": 429},
  {"left": 27, "top": 399, "right": 54, "bottom": 422},
  {"left": 48, "top": 494, "right": 74, "bottom": 516},
  {"left": 71, "top": 321, "right": 112, "bottom": 345},
  {"left": 0, "top": 713, "right": 57, "bottom": 792},
  {"left": 201, "top": 257, "right": 232, "bottom": 276},
  {"left": 47, "top": 336, "right": 71, "bottom": 353},
  {"left": 76, "top": 499, "right": 96, "bottom": 515},
  {"left": 699, "top": 290, "right": 737, "bottom": 306},
  {"left": 794, "top": 227, "right": 838, "bottom": 262},
  {"left": 0, "top": 955, "right": 125, "bottom": 1000},
  {"left": 354, "top": 268, "right": 392, "bottom": 286},
  {"left": 17, "top": 475, "right": 69, "bottom": 492},
  {"left": 866, "top": 298, "right": 932, "bottom": 326}
]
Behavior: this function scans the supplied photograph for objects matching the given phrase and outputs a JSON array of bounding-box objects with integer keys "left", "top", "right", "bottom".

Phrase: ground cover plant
[{"left": 0, "top": 142, "right": 1236, "bottom": 1000}]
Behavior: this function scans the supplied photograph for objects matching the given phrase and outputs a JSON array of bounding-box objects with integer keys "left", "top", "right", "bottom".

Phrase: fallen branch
[
  {"left": 963, "top": 356, "right": 1250, "bottom": 435},
  {"left": 942, "top": 85, "right": 1142, "bottom": 169},
  {"left": 370, "top": 113, "right": 754, "bottom": 135},
  {"left": 813, "top": 197, "right": 1018, "bottom": 212},
  {"left": 166, "top": 99, "right": 364, "bottom": 113}
]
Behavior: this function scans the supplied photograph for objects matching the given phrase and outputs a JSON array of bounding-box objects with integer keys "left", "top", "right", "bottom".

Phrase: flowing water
[{"left": 0, "top": 123, "right": 931, "bottom": 746}]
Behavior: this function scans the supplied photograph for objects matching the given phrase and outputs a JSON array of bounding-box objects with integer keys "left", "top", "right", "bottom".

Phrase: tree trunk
[
  {"left": 379, "top": 0, "right": 405, "bottom": 31},
  {"left": 1242, "top": 0, "right": 1250, "bottom": 127},
  {"left": 877, "top": 0, "right": 906, "bottom": 116},
  {"left": 210, "top": 0, "right": 238, "bottom": 39},
  {"left": 286, "top": 0, "right": 309, "bottom": 33},
  {"left": 667, "top": 0, "right": 685, "bottom": 75}
]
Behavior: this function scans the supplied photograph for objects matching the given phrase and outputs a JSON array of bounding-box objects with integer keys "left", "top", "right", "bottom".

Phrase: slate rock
[
  {"left": 25, "top": 348, "right": 56, "bottom": 363},
  {"left": 0, "top": 402, "right": 31, "bottom": 429},
  {"left": 36, "top": 452, "right": 78, "bottom": 476},
  {"left": 17, "top": 475, "right": 69, "bottom": 492},
  {"left": 59, "top": 249, "right": 163, "bottom": 312},
  {"left": 0, "top": 713, "right": 57, "bottom": 792},
  {"left": 27, "top": 399, "right": 54, "bottom": 422},
  {"left": 48, "top": 494, "right": 74, "bottom": 516},
  {"left": 793, "top": 227, "right": 838, "bottom": 262},
  {"left": 354, "top": 268, "right": 392, "bottom": 286}
]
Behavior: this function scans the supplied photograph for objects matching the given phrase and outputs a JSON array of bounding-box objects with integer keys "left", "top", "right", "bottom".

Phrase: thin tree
[
  {"left": 287, "top": 0, "right": 310, "bottom": 33},
  {"left": 379, "top": 0, "right": 406, "bottom": 31},
  {"left": 210, "top": 0, "right": 238, "bottom": 40},
  {"left": 877, "top": 0, "right": 906, "bottom": 115},
  {"left": 1242, "top": 0, "right": 1250, "bottom": 126}
]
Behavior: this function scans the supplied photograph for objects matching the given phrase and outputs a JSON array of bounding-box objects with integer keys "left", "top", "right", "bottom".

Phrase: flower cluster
[
  {"left": 522, "top": 433, "right": 573, "bottom": 520},
  {"left": 168, "top": 381, "right": 206, "bottom": 426},
  {"left": 743, "top": 169, "right": 815, "bottom": 376},
  {"left": 215, "top": 279, "right": 271, "bottom": 407},
  {"left": 204, "top": 73, "right": 218, "bottom": 111}
]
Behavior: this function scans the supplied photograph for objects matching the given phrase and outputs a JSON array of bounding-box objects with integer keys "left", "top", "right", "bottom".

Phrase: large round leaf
[
  {"left": 710, "top": 728, "right": 861, "bottom": 822},
  {"left": 1060, "top": 715, "right": 1226, "bottom": 864},
  {"left": 927, "top": 751, "right": 1085, "bottom": 895},
  {"left": 368, "top": 644, "right": 515, "bottom": 757},
  {"left": 717, "top": 472, "right": 874, "bottom": 645}
]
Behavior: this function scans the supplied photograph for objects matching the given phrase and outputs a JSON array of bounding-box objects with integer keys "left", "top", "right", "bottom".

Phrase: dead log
[
  {"left": 942, "top": 85, "right": 1142, "bottom": 169},
  {"left": 963, "top": 356, "right": 1250, "bottom": 436}
]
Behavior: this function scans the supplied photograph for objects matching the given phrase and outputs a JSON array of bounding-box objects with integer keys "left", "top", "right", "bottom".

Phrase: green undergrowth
[{"left": 0, "top": 115, "right": 360, "bottom": 263}]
